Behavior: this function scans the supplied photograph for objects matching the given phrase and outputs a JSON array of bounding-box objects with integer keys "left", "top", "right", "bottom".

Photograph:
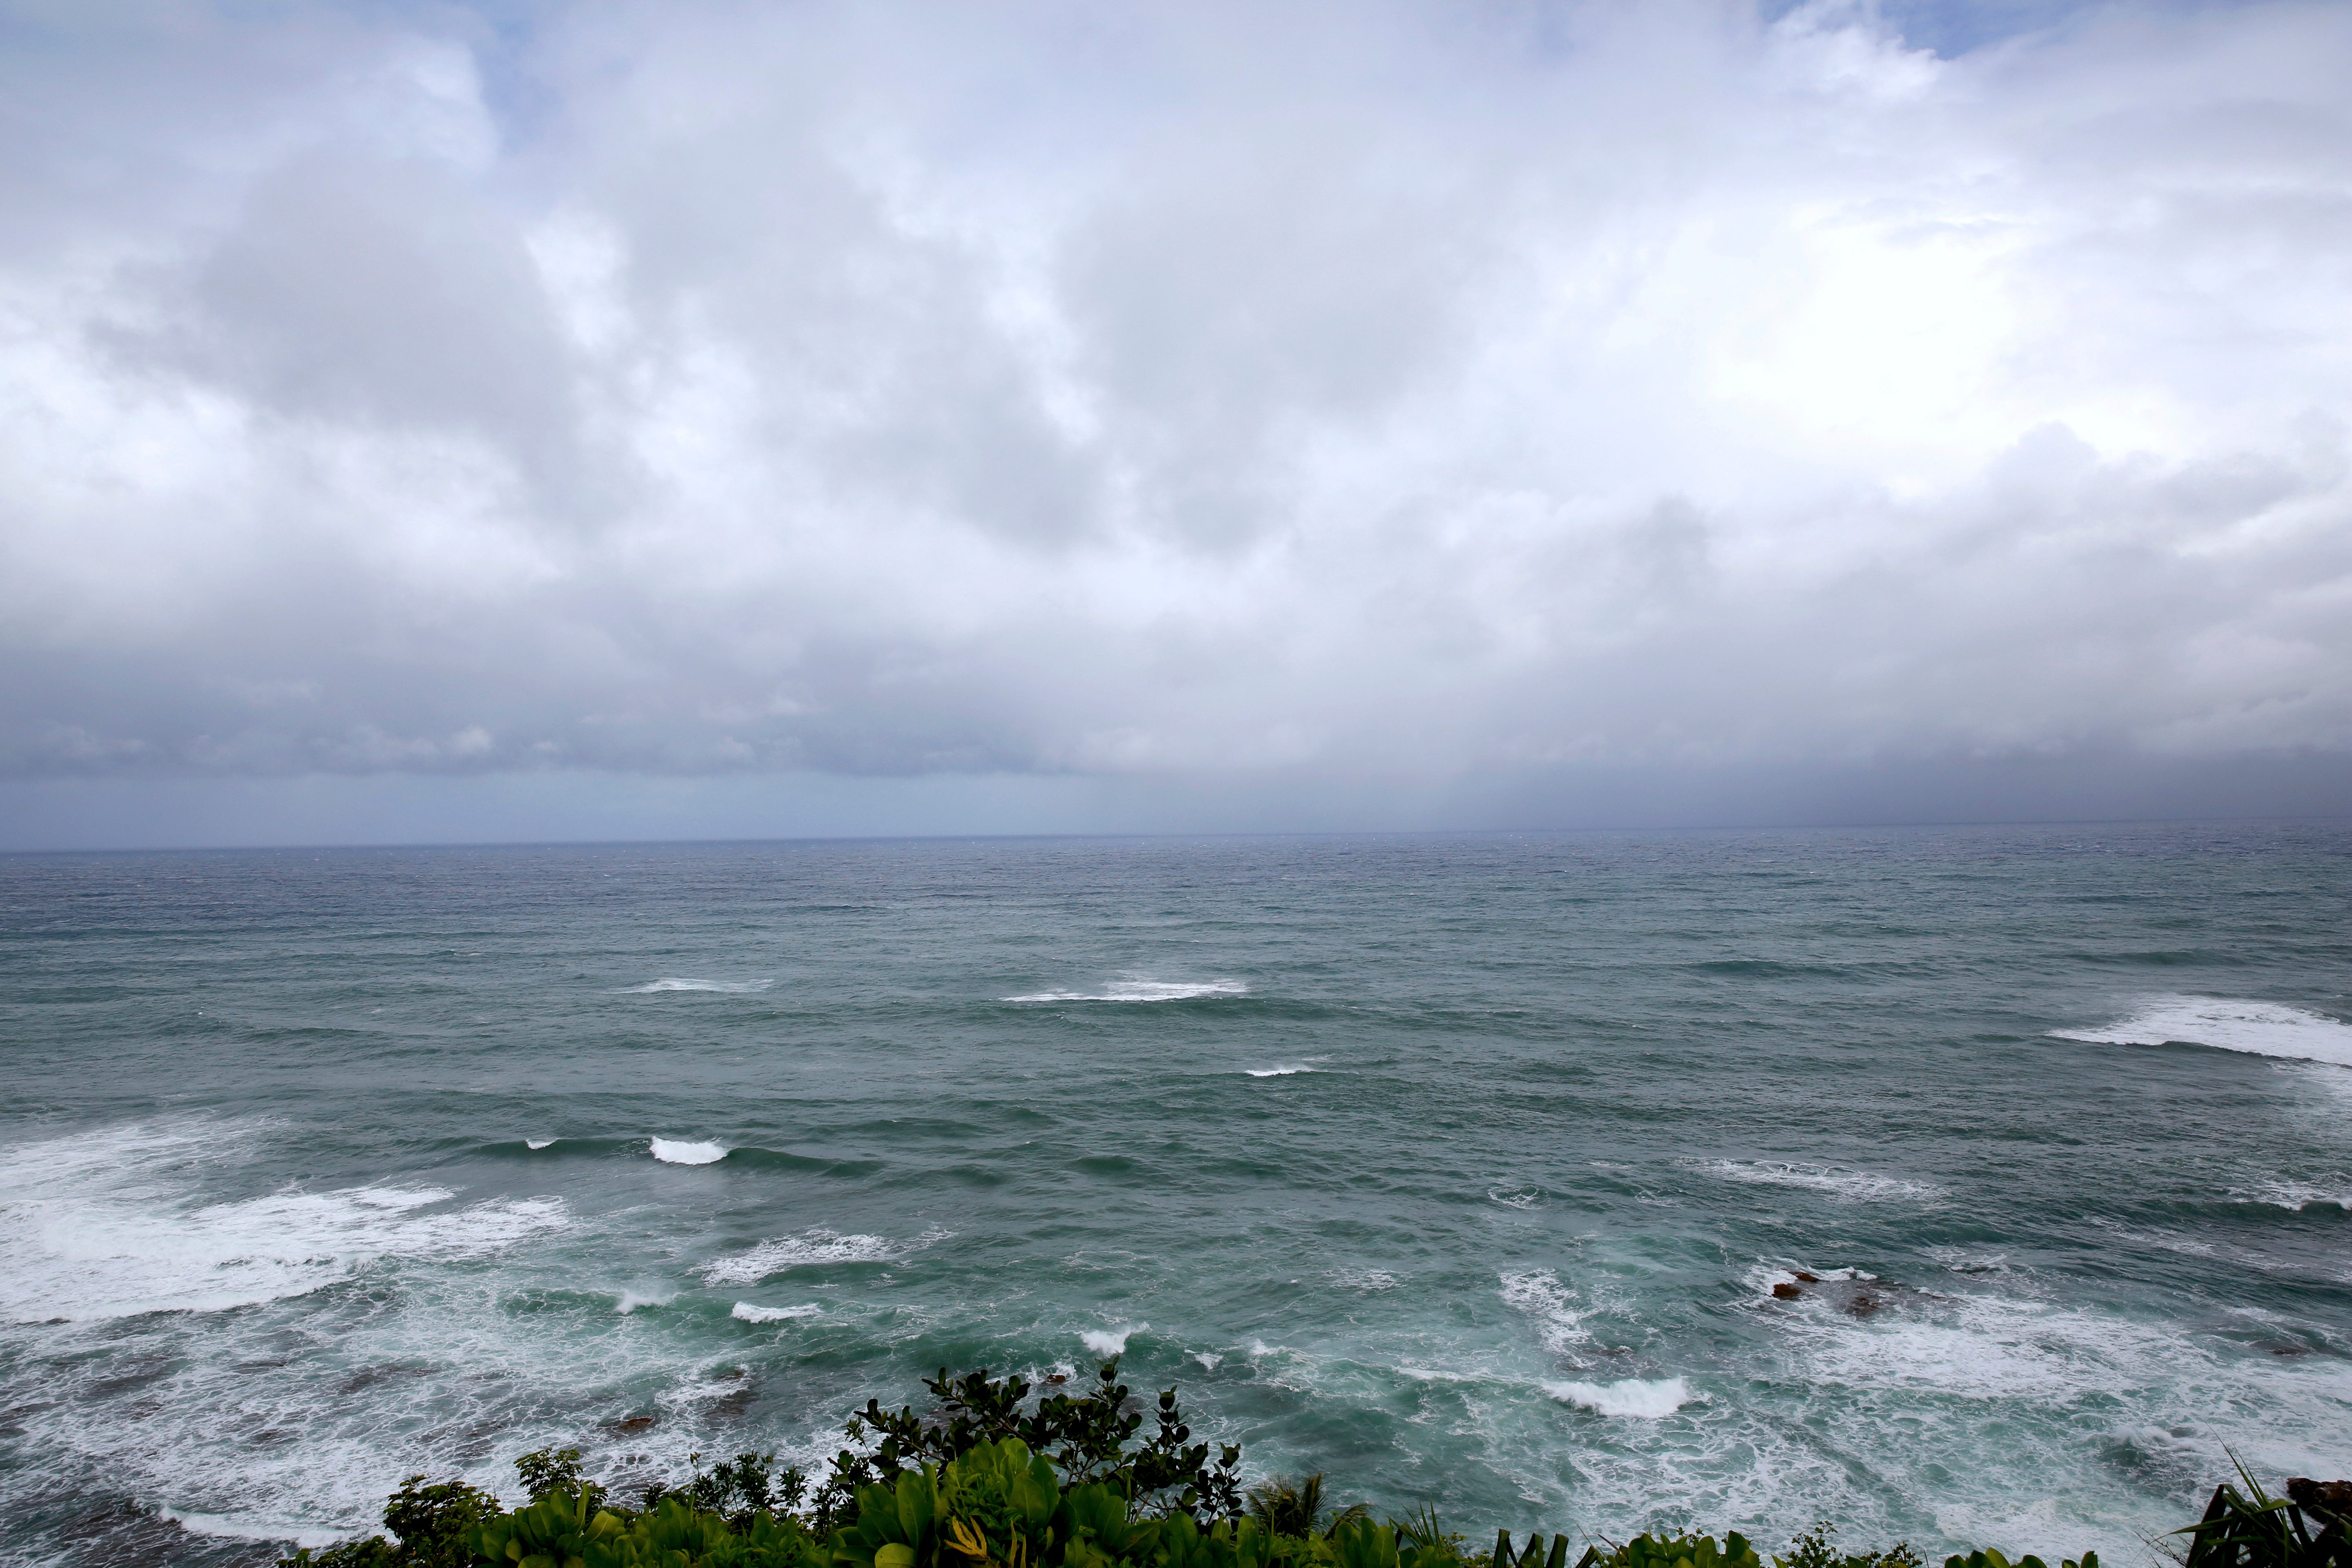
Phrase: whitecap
[
  {"left": 621, "top": 978, "right": 776, "bottom": 994},
  {"left": 649, "top": 1139, "right": 728, "bottom": 1165},
  {"left": 732, "top": 1301, "right": 823, "bottom": 1323},
  {"left": 1004, "top": 978, "right": 1247, "bottom": 1003},
  {"left": 2051, "top": 996, "right": 2352, "bottom": 1069},
  {"left": 1691, "top": 1160, "right": 1939, "bottom": 1200},
  {"left": 1489, "top": 1187, "right": 1540, "bottom": 1209},
  {"left": 1544, "top": 1376, "right": 1693, "bottom": 1418},
  {"left": 615, "top": 1289, "right": 675, "bottom": 1314},
  {"left": 701, "top": 1229, "right": 906, "bottom": 1283},
  {"left": 1245, "top": 1065, "right": 1315, "bottom": 1078},
  {"left": 525, "top": 1138, "right": 555, "bottom": 1150},
  {"left": 1193, "top": 1352, "right": 1224, "bottom": 1370},
  {"left": 1081, "top": 1322, "right": 1145, "bottom": 1356}
]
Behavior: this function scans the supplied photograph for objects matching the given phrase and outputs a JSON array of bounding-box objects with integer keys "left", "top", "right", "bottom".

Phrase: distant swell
[
  {"left": 2051, "top": 996, "right": 2352, "bottom": 1069},
  {"left": 1545, "top": 1376, "right": 1693, "bottom": 1419},
  {"left": 1004, "top": 978, "right": 1247, "bottom": 1003},
  {"left": 621, "top": 978, "right": 775, "bottom": 994}
]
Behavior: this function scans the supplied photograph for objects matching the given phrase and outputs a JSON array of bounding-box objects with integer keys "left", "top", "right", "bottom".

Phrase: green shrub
[
  {"left": 272, "top": 1362, "right": 2202, "bottom": 1568},
  {"left": 831, "top": 1361, "right": 1242, "bottom": 1526},
  {"left": 1940, "top": 1550, "right": 2096, "bottom": 1568}
]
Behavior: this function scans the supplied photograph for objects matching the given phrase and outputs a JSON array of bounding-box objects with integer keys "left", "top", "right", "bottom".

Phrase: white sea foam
[
  {"left": 615, "top": 1289, "right": 675, "bottom": 1314},
  {"left": 1331, "top": 1267, "right": 1398, "bottom": 1290},
  {"left": 1245, "top": 1065, "right": 1315, "bottom": 1077},
  {"left": 0, "top": 1123, "right": 568, "bottom": 1323},
  {"left": 1004, "top": 978, "right": 1248, "bottom": 1003},
  {"left": 1544, "top": 1376, "right": 1693, "bottom": 1418},
  {"left": 1692, "top": 1160, "right": 1939, "bottom": 1200},
  {"left": 1498, "top": 1269, "right": 1594, "bottom": 1355},
  {"left": 1488, "top": 1187, "right": 1540, "bottom": 1209},
  {"left": 1081, "top": 1322, "right": 1145, "bottom": 1356},
  {"left": 158, "top": 1504, "right": 346, "bottom": 1551},
  {"left": 701, "top": 1229, "right": 907, "bottom": 1283},
  {"left": 732, "top": 1302, "right": 823, "bottom": 1323},
  {"left": 621, "top": 978, "right": 775, "bottom": 993},
  {"left": 2051, "top": 996, "right": 2352, "bottom": 1068},
  {"left": 1193, "top": 1352, "right": 1223, "bottom": 1370},
  {"left": 649, "top": 1139, "right": 728, "bottom": 1165},
  {"left": 526, "top": 1138, "right": 555, "bottom": 1150}
]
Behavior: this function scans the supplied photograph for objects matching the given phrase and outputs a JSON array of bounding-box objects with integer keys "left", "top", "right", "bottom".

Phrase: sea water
[{"left": 2, "top": 825, "right": 2348, "bottom": 1568}]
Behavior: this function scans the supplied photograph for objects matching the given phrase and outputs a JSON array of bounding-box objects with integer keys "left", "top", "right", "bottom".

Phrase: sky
[{"left": 2, "top": 0, "right": 2348, "bottom": 848}]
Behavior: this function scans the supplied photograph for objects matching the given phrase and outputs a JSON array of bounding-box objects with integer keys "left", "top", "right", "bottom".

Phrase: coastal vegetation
[{"left": 279, "top": 1363, "right": 2339, "bottom": 1568}]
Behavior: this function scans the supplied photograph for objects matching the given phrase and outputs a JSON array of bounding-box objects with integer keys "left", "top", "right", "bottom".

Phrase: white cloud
[{"left": 0, "top": 0, "right": 2347, "bottom": 826}]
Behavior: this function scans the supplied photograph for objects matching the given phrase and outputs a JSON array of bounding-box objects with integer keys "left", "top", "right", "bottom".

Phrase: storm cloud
[{"left": 3, "top": 0, "right": 2348, "bottom": 842}]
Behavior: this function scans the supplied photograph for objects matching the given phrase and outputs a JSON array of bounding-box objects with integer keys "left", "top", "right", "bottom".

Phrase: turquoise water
[{"left": 3, "top": 826, "right": 2350, "bottom": 1568}]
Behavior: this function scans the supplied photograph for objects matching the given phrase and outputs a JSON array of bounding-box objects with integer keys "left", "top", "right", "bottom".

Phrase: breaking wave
[
  {"left": 2051, "top": 996, "right": 2352, "bottom": 1069},
  {"left": 621, "top": 978, "right": 775, "bottom": 994},
  {"left": 1544, "top": 1376, "right": 1693, "bottom": 1419},
  {"left": 614, "top": 1289, "right": 675, "bottom": 1314},
  {"left": 649, "top": 1139, "right": 729, "bottom": 1165},
  {"left": 1081, "top": 1323, "right": 1146, "bottom": 1356}
]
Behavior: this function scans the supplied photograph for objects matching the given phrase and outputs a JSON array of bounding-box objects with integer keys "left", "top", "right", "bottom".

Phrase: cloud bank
[{"left": 2, "top": 0, "right": 2348, "bottom": 840}]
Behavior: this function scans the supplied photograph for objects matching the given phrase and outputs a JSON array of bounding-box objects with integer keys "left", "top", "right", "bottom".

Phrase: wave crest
[{"left": 1004, "top": 978, "right": 1247, "bottom": 1003}]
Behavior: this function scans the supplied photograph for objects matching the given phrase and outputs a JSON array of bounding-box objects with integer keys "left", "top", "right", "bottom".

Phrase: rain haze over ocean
[{"left": 2, "top": 4, "right": 2350, "bottom": 1567}]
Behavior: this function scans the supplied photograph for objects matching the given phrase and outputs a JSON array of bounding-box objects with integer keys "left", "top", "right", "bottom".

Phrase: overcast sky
[{"left": 3, "top": 0, "right": 2348, "bottom": 847}]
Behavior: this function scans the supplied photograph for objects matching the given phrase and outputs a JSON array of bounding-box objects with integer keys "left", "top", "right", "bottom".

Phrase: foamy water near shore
[{"left": 2, "top": 826, "right": 2348, "bottom": 1568}]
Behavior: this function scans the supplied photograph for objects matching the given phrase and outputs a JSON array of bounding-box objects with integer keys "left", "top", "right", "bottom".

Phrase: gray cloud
[{"left": 1, "top": 0, "right": 2348, "bottom": 838}]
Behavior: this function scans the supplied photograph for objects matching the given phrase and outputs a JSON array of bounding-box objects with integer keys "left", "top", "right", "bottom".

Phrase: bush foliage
[{"left": 285, "top": 1360, "right": 2241, "bottom": 1568}]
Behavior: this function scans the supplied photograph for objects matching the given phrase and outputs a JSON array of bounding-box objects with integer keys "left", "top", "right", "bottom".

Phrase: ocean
[{"left": 2, "top": 824, "right": 2348, "bottom": 1568}]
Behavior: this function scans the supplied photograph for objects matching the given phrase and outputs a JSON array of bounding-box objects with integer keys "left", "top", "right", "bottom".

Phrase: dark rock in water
[
  {"left": 1772, "top": 1282, "right": 1802, "bottom": 1299},
  {"left": 1847, "top": 1294, "right": 1880, "bottom": 1316},
  {"left": 608, "top": 1414, "right": 657, "bottom": 1433},
  {"left": 706, "top": 1381, "right": 758, "bottom": 1419},
  {"left": 2288, "top": 1477, "right": 2352, "bottom": 1512},
  {"left": 1046, "top": 1372, "right": 1068, "bottom": 1383},
  {"left": 1793, "top": 1272, "right": 1821, "bottom": 1283}
]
